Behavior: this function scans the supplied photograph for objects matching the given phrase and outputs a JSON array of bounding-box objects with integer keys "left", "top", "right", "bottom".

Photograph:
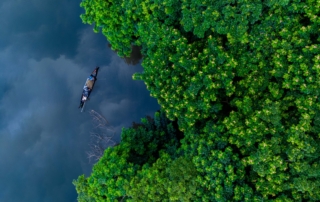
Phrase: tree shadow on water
[{"left": 108, "top": 44, "right": 143, "bottom": 65}]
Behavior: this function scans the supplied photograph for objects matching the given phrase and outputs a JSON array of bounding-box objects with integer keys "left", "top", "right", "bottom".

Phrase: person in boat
[
  {"left": 88, "top": 75, "right": 96, "bottom": 81},
  {"left": 82, "top": 96, "right": 87, "bottom": 101},
  {"left": 82, "top": 86, "right": 91, "bottom": 99},
  {"left": 80, "top": 88, "right": 90, "bottom": 106},
  {"left": 83, "top": 85, "right": 91, "bottom": 92},
  {"left": 79, "top": 68, "right": 98, "bottom": 109}
]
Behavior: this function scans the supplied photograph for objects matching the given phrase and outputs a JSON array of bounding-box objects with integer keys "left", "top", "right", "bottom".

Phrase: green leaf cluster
[
  {"left": 80, "top": 0, "right": 135, "bottom": 56},
  {"left": 126, "top": 154, "right": 198, "bottom": 201}
]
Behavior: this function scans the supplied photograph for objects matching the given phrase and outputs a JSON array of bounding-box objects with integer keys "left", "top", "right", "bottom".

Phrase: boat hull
[{"left": 79, "top": 67, "right": 99, "bottom": 110}]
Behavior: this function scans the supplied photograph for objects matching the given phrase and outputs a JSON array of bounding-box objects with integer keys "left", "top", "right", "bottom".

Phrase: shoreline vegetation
[{"left": 73, "top": 0, "right": 320, "bottom": 201}]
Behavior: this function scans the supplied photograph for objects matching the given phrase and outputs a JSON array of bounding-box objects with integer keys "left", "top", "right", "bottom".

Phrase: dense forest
[{"left": 73, "top": 0, "right": 320, "bottom": 201}]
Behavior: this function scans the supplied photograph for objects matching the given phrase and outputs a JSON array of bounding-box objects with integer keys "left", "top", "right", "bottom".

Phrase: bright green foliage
[
  {"left": 126, "top": 154, "right": 198, "bottom": 201},
  {"left": 73, "top": 143, "right": 136, "bottom": 202},
  {"left": 73, "top": 111, "right": 182, "bottom": 201},
  {"left": 72, "top": 175, "right": 95, "bottom": 202},
  {"left": 181, "top": 120, "right": 251, "bottom": 201},
  {"left": 80, "top": 0, "right": 135, "bottom": 56},
  {"left": 79, "top": 0, "right": 320, "bottom": 201}
]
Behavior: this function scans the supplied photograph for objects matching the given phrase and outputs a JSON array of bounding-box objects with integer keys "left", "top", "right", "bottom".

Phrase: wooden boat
[{"left": 79, "top": 67, "right": 99, "bottom": 111}]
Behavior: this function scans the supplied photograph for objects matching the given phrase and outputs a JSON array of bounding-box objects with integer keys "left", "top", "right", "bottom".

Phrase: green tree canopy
[
  {"left": 126, "top": 154, "right": 198, "bottom": 201},
  {"left": 73, "top": 111, "right": 183, "bottom": 201},
  {"left": 77, "top": 0, "right": 320, "bottom": 201}
]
